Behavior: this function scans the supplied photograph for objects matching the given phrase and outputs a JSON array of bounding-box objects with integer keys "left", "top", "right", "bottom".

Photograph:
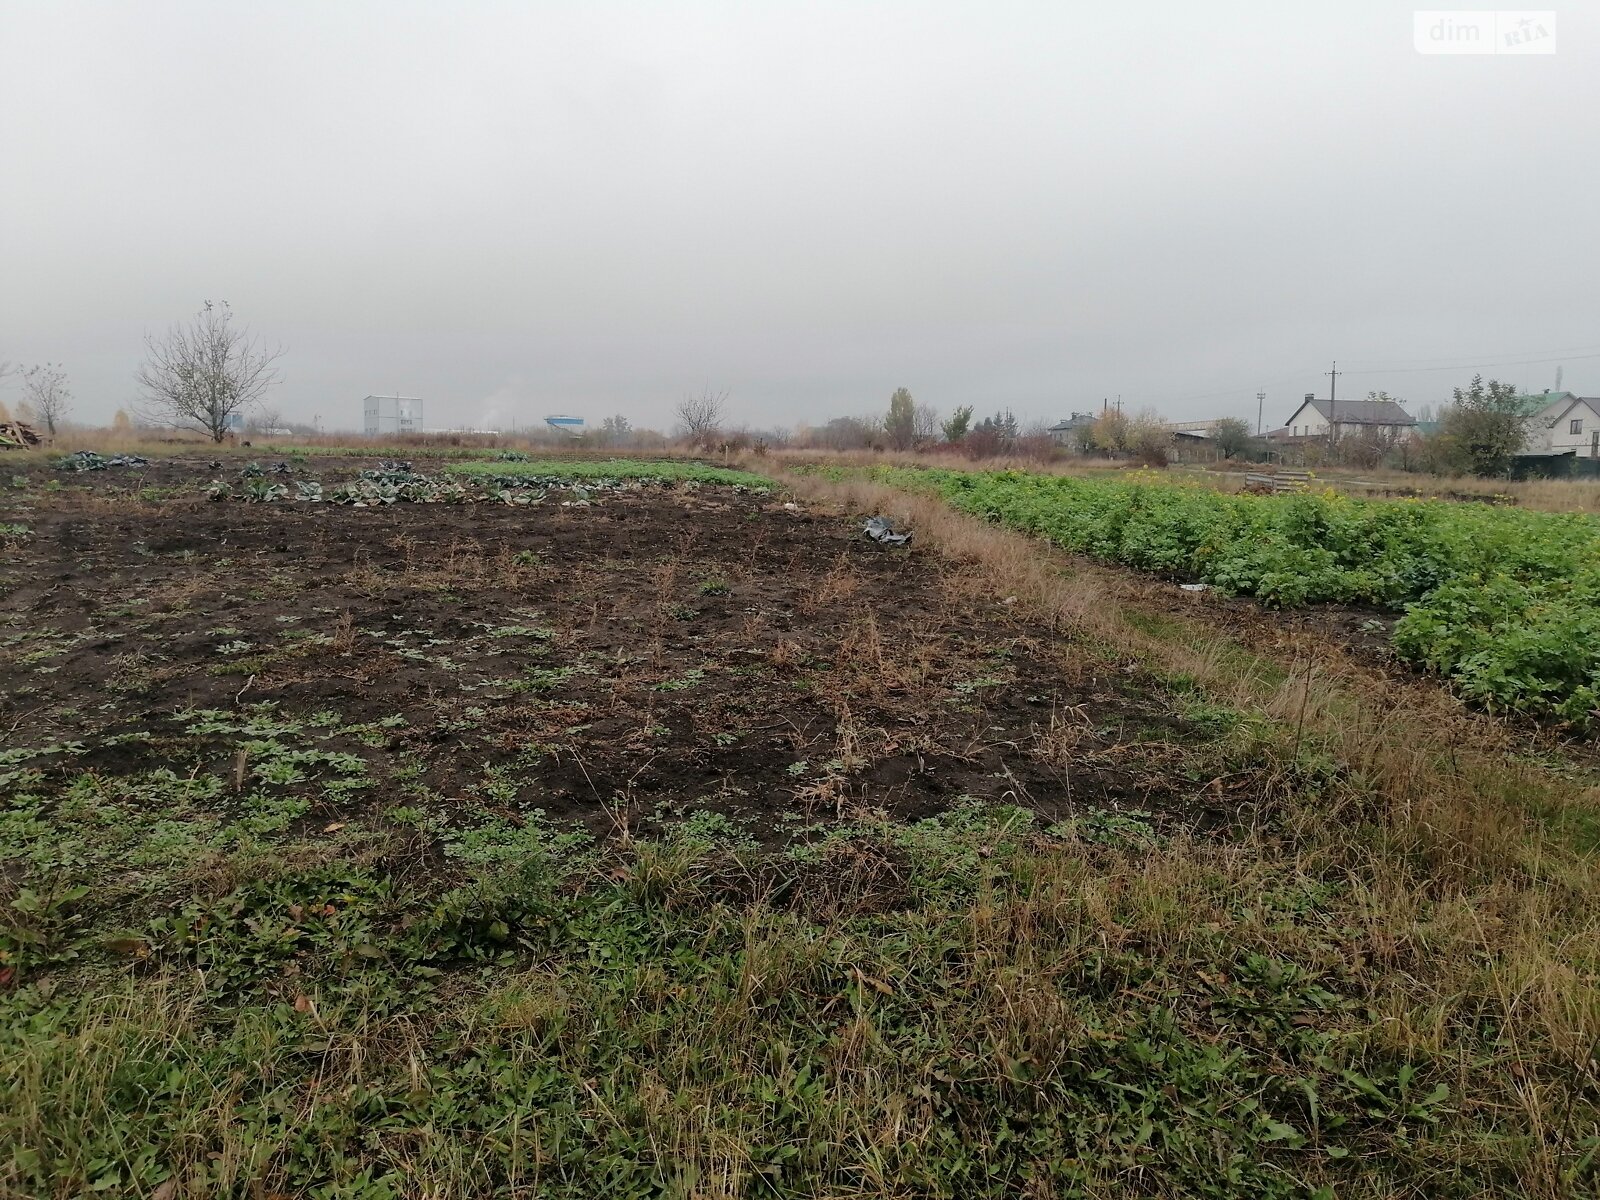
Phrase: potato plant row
[{"left": 869, "top": 467, "right": 1600, "bottom": 724}]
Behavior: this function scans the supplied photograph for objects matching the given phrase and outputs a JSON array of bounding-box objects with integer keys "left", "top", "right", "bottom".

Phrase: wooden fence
[{"left": 1245, "top": 469, "right": 1310, "bottom": 494}]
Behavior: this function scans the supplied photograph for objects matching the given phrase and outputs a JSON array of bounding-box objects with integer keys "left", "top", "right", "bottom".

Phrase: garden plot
[
  {"left": 2, "top": 456, "right": 1590, "bottom": 1197},
  {"left": 1, "top": 457, "right": 1241, "bottom": 860}
]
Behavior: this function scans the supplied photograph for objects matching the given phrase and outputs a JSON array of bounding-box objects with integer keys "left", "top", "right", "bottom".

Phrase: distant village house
[
  {"left": 1047, "top": 412, "right": 1096, "bottom": 445},
  {"left": 1515, "top": 391, "right": 1600, "bottom": 466},
  {"left": 1273, "top": 394, "right": 1417, "bottom": 442}
]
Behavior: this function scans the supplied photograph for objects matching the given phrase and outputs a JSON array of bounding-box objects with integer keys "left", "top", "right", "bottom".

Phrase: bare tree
[
  {"left": 913, "top": 403, "right": 940, "bottom": 446},
  {"left": 136, "top": 301, "right": 284, "bottom": 442},
  {"left": 675, "top": 387, "right": 727, "bottom": 445},
  {"left": 22, "top": 363, "right": 72, "bottom": 436},
  {"left": 247, "top": 406, "right": 285, "bottom": 435}
]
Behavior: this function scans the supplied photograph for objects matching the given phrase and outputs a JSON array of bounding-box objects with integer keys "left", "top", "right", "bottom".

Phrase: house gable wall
[
  {"left": 1548, "top": 400, "right": 1600, "bottom": 455},
  {"left": 1284, "top": 401, "right": 1326, "bottom": 438}
]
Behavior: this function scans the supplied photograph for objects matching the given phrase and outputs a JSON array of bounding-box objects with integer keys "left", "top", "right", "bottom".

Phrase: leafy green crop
[
  {"left": 852, "top": 466, "right": 1600, "bottom": 724},
  {"left": 207, "top": 459, "right": 772, "bottom": 505}
]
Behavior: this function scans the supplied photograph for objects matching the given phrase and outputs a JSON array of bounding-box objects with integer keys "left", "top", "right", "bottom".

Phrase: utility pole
[
  {"left": 1256, "top": 391, "right": 1265, "bottom": 436},
  {"left": 1325, "top": 360, "right": 1341, "bottom": 445}
]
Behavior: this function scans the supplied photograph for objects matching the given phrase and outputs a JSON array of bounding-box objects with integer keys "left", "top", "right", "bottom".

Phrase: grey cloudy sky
[{"left": 2, "top": 1, "right": 1596, "bottom": 433}]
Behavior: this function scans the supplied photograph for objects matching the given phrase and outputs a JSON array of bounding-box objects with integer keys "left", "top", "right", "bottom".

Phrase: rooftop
[
  {"left": 1048, "top": 412, "right": 1097, "bottom": 432},
  {"left": 1299, "top": 398, "right": 1416, "bottom": 426}
]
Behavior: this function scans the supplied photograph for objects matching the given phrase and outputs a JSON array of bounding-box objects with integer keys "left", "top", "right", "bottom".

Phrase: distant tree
[
  {"left": 974, "top": 409, "right": 1018, "bottom": 444},
  {"left": 884, "top": 387, "right": 916, "bottom": 450},
  {"left": 1438, "top": 375, "right": 1525, "bottom": 476},
  {"left": 111, "top": 409, "right": 133, "bottom": 433},
  {"left": 1015, "top": 420, "right": 1062, "bottom": 463},
  {"left": 22, "top": 363, "right": 72, "bottom": 436},
  {"left": 675, "top": 388, "right": 726, "bottom": 445},
  {"left": 1211, "top": 417, "right": 1254, "bottom": 460},
  {"left": 941, "top": 405, "right": 973, "bottom": 443},
  {"left": 913, "top": 403, "right": 939, "bottom": 446},
  {"left": 1088, "top": 410, "right": 1128, "bottom": 455},
  {"left": 248, "top": 406, "right": 285, "bottom": 435},
  {"left": 816, "top": 415, "right": 880, "bottom": 450},
  {"left": 136, "top": 301, "right": 284, "bottom": 443},
  {"left": 1125, "top": 409, "right": 1170, "bottom": 467},
  {"left": 1338, "top": 425, "right": 1398, "bottom": 470},
  {"left": 599, "top": 414, "right": 632, "bottom": 447},
  {"left": 961, "top": 426, "right": 1003, "bottom": 459}
]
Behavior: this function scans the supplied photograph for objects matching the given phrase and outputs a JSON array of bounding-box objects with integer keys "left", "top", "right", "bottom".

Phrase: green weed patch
[{"left": 1, "top": 806, "right": 1542, "bottom": 1198}]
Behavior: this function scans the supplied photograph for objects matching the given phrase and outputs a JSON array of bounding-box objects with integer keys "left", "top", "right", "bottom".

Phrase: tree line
[{"left": 0, "top": 303, "right": 1562, "bottom": 477}]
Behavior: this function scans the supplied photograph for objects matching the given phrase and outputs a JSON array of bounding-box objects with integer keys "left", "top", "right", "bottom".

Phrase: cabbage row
[
  {"left": 448, "top": 458, "right": 770, "bottom": 488},
  {"left": 871, "top": 468, "right": 1600, "bottom": 725}
]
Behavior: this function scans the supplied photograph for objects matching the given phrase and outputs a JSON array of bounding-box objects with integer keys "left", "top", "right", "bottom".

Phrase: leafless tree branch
[
  {"left": 675, "top": 387, "right": 727, "bottom": 446},
  {"left": 135, "top": 301, "right": 284, "bottom": 442},
  {"left": 22, "top": 363, "right": 72, "bottom": 436}
]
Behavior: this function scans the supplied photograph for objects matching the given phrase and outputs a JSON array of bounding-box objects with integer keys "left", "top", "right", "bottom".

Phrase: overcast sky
[{"left": 2, "top": 1, "right": 1595, "bottom": 433}]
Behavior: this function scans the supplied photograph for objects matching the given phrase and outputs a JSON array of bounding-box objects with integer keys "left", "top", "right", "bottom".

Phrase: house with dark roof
[{"left": 1274, "top": 393, "right": 1417, "bottom": 441}]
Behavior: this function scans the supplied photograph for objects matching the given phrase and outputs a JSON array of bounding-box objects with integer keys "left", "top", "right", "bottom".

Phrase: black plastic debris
[
  {"left": 53, "top": 450, "right": 150, "bottom": 471},
  {"left": 862, "top": 515, "right": 912, "bottom": 546}
]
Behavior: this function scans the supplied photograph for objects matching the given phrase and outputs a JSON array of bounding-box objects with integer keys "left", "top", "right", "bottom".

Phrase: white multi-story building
[
  {"left": 1518, "top": 391, "right": 1600, "bottom": 461},
  {"left": 363, "top": 395, "right": 424, "bottom": 437}
]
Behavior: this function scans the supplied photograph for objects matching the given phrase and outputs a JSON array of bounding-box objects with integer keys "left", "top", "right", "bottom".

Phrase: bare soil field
[{"left": 2, "top": 457, "right": 1239, "bottom": 856}]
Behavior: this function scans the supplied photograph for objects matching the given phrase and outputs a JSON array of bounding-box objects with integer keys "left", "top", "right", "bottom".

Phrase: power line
[
  {"left": 1159, "top": 370, "right": 1309, "bottom": 407},
  {"left": 1341, "top": 343, "right": 1600, "bottom": 369},
  {"left": 1171, "top": 350, "right": 1595, "bottom": 406},
  {"left": 1131, "top": 343, "right": 1596, "bottom": 417},
  {"left": 1340, "top": 349, "right": 1600, "bottom": 376}
]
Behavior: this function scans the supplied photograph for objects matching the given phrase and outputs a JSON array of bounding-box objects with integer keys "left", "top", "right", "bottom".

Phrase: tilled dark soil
[{"left": 1, "top": 455, "right": 1251, "bottom": 845}]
